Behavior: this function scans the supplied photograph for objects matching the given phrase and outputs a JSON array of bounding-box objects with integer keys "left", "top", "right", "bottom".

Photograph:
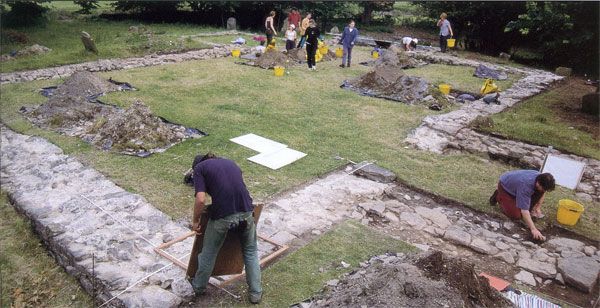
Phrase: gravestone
[
  {"left": 226, "top": 17, "right": 237, "bottom": 30},
  {"left": 80, "top": 31, "right": 98, "bottom": 54},
  {"left": 581, "top": 92, "right": 599, "bottom": 116}
]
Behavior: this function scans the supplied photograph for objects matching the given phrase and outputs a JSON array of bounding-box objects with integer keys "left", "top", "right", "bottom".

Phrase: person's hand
[
  {"left": 531, "top": 228, "right": 546, "bottom": 241},
  {"left": 351, "top": 42, "right": 354, "bottom": 45},
  {"left": 192, "top": 221, "right": 201, "bottom": 234}
]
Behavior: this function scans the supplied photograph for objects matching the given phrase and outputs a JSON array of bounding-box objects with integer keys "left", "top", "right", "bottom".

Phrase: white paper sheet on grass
[
  {"left": 248, "top": 148, "right": 307, "bottom": 170},
  {"left": 540, "top": 154, "right": 585, "bottom": 190},
  {"left": 230, "top": 133, "right": 288, "bottom": 154}
]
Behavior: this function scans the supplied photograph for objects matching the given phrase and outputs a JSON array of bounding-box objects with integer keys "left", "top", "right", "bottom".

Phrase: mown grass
[
  {"left": 404, "top": 63, "right": 519, "bottom": 94},
  {"left": 0, "top": 12, "right": 223, "bottom": 73},
  {"left": 0, "top": 191, "right": 92, "bottom": 307},
  {"left": 216, "top": 220, "right": 415, "bottom": 307},
  {"left": 479, "top": 80, "right": 600, "bottom": 161},
  {"left": 2, "top": 47, "right": 597, "bottom": 240}
]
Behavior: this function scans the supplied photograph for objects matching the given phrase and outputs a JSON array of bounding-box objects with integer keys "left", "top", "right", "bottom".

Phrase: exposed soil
[
  {"left": 315, "top": 254, "right": 466, "bottom": 307},
  {"left": 343, "top": 65, "right": 449, "bottom": 107},
  {"left": 416, "top": 251, "right": 510, "bottom": 307},
  {"left": 364, "top": 45, "right": 422, "bottom": 69},
  {"left": 551, "top": 78, "right": 599, "bottom": 139},
  {"left": 250, "top": 48, "right": 338, "bottom": 69},
  {"left": 253, "top": 49, "right": 293, "bottom": 69},
  {"left": 23, "top": 71, "right": 202, "bottom": 156}
]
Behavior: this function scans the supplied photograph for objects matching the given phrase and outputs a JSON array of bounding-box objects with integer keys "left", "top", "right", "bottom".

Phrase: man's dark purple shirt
[{"left": 193, "top": 158, "right": 253, "bottom": 219}]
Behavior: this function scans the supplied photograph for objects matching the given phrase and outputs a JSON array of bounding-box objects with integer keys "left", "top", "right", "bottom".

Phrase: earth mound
[
  {"left": 416, "top": 251, "right": 510, "bottom": 307},
  {"left": 24, "top": 71, "right": 202, "bottom": 156},
  {"left": 30, "top": 71, "right": 118, "bottom": 127},
  {"left": 85, "top": 101, "right": 187, "bottom": 154},
  {"left": 313, "top": 251, "right": 510, "bottom": 308},
  {"left": 251, "top": 48, "right": 338, "bottom": 69},
  {"left": 343, "top": 66, "right": 448, "bottom": 107},
  {"left": 253, "top": 49, "right": 292, "bottom": 69}
]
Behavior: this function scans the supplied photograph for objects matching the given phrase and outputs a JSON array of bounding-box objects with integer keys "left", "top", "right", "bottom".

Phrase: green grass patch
[
  {"left": 229, "top": 220, "right": 415, "bottom": 307},
  {"left": 0, "top": 191, "right": 92, "bottom": 307},
  {"left": 1, "top": 48, "right": 597, "bottom": 240},
  {"left": 479, "top": 84, "right": 600, "bottom": 161},
  {"left": 404, "top": 64, "right": 518, "bottom": 94},
  {"left": 0, "top": 15, "right": 220, "bottom": 73}
]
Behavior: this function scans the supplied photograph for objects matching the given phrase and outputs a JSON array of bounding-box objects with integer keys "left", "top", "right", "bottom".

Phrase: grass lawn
[
  {"left": 1, "top": 47, "right": 598, "bottom": 240},
  {"left": 0, "top": 191, "right": 92, "bottom": 307},
  {"left": 404, "top": 63, "right": 519, "bottom": 94},
  {"left": 478, "top": 79, "right": 600, "bottom": 160},
  {"left": 221, "top": 220, "right": 415, "bottom": 307},
  {"left": 0, "top": 13, "right": 223, "bottom": 73}
]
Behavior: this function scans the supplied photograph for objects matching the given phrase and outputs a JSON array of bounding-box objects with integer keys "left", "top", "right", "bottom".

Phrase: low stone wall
[
  {"left": 0, "top": 44, "right": 250, "bottom": 84},
  {"left": 404, "top": 51, "right": 599, "bottom": 201},
  {"left": 0, "top": 125, "right": 195, "bottom": 307},
  {"left": 449, "top": 128, "right": 600, "bottom": 202},
  {"left": 405, "top": 50, "right": 563, "bottom": 153}
]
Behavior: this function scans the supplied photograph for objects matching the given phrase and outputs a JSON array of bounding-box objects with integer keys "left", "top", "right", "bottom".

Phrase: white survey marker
[
  {"left": 540, "top": 154, "right": 585, "bottom": 190},
  {"left": 230, "top": 133, "right": 306, "bottom": 170}
]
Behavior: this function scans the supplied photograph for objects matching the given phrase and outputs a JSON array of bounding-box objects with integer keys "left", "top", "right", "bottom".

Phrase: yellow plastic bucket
[
  {"left": 438, "top": 84, "right": 451, "bottom": 95},
  {"left": 273, "top": 66, "right": 285, "bottom": 77},
  {"left": 335, "top": 47, "right": 343, "bottom": 58},
  {"left": 557, "top": 199, "right": 584, "bottom": 226},
  {"left": 315, "top": 51, "right": 323, "bottom": 62},
  {"left": 372, "top": 51, "right": 379, "bottom": 59},
  {"left": 447, "top": 38, "right": 456, "bottom": 48},
  {"left": 319, "top": 46, "right": 329, "bottom": 55},
  {"left": 231, "top": 49, "right": 241, "bottom": 57}
]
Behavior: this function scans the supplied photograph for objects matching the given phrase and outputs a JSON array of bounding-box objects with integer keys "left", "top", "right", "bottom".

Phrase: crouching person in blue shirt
[{"left": 190, "top": 153, "right": 262, "bottom": 304}]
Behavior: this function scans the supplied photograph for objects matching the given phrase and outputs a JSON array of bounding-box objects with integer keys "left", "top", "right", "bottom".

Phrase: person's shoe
[
  {"left": 489, "top": 190, "right": 498, "bottom": 206},
  {"left": 339, "top": 64, "right": 345, "bottom": 68},
  {"left": 249, "top": 293, "right": 262, "bottom": 304}
]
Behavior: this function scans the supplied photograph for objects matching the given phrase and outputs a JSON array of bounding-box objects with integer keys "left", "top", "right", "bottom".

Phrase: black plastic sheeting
[
  {"left": 37, "top": 79, "right": 207, "bottom": 158},
  {"left": 473, "top": 64, "right": 508, "bottom": 80}
]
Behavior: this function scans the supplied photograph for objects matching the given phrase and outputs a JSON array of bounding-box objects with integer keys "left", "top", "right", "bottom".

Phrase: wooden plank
[{"left": 186, "top": 204, "right": 264, "bottom": 278}]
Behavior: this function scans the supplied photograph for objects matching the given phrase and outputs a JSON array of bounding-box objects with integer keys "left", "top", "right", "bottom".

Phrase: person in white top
[
  {"left": 285, "top": 24, "right": 297, "bottom": 51},
  {"left": 402, "top": 37, "right": 418, "bottom": 51}
]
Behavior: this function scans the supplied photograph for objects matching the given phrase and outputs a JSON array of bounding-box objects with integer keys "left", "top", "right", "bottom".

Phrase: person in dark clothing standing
[
  {"left": 303, "top": 19, "right": 320, "bottom": 70},
  {"left": 190, "top": 153, "right": 262, "bottom": 304}
]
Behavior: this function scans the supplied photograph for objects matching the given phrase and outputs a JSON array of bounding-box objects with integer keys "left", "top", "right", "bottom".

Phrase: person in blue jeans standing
[
  {"left": 437, "top": 12, "right": 453, "bottom": 53},
  {"left": 190, "top": 153, "right": 262, "bottom": 304},
  {"left": 339, "top": 20, "right": 358, "bottom": 68}
]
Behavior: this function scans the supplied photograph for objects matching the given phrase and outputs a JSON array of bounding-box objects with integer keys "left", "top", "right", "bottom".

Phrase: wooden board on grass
[{"left": 186, "top": 204, "right": 263, "bottom": 278}]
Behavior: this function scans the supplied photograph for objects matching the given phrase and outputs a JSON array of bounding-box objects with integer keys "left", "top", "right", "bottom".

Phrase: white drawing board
[
  {"left": 540, "top": 154, "right": 585, "bottom": 190},
  {"left": 248, "top": 148, "right": 307, "bottom": 170},
  {"left": 230, "top": 133, "right": 287, "bottom": 154}
]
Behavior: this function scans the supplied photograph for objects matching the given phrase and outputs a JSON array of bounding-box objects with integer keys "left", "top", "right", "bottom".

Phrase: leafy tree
[
  {"left": 417, "top": 1, "right": 525, "bottom": 53},
  {"left": 505, "top": 1, "right": 599, "bottom": 76},
  {"left": 358, "top": 1, "right": 395, "bottom": 25},
  {"left": 113, "top": 1, "right": 183, "bottom": 15},
  {"left": 73, "top": 0, "right": 99, "bottom": 15},
  {"left": 1, "top": 0, "right": 49, "bottom": 27}
]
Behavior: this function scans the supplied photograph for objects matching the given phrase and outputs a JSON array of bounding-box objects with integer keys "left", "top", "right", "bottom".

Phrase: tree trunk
[{"left": 361, "top": 4, "right": 374, "bottom": 25}]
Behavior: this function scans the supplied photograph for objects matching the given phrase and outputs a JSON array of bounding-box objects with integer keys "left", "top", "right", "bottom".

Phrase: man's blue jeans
[{"left": 192, "top": 211, "right": 262, "bottom": 297}]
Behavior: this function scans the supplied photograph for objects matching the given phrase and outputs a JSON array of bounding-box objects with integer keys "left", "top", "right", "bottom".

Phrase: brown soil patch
[
  {"left": 313, "top": 251, "right": 510, "bottom": 308},
  {"left": 253, "top": 49, "right": 292, "bottom": 69},
  {"left": 416, "top": 251, "right": 510, "bottom": 308},
  {"left": 551, "top": 78, "right": 599, "bottom": 139},
  {"left": 24, "top": 71, "right": 201, "bottom": 156}
]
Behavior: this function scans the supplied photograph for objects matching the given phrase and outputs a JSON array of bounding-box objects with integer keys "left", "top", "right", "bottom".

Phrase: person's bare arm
[
  {"left": 449, "top": 24, "right": 453, "bottom": 37},
  {"left": 437, "top": 19, "right": 443, "bottom": 27},
  {"left": 192, "top": 192, "right": 206, "bottom": 233},
  {"left": 521, "top": 210, "right": 545, "bottom": 240}
]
